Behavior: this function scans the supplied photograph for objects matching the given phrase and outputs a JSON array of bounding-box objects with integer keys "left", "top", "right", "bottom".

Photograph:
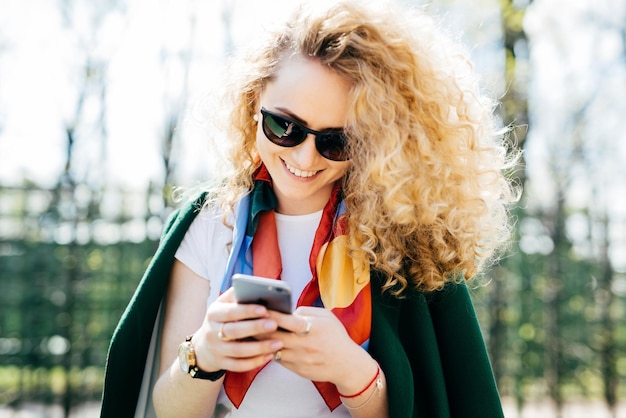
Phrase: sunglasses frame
[{"left": 259, "top": 107, "right": 350, "bottom": 161}]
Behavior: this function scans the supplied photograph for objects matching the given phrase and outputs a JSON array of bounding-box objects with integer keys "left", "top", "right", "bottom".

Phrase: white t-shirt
[{"left": 175, "top": 206, "right": 350, "bottom": 418}]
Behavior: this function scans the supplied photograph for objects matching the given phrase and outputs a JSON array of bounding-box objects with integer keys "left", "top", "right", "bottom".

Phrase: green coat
[{"left": 100, "top": 196, "right": 504, "bottom": 417}]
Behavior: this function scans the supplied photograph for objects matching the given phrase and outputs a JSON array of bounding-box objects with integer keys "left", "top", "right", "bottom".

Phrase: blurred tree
[
  {"left": 520, "top": 1, "right": 626, "bottom": 415},
  {"left": 491, "top": 1, "right": 530, "bottom": 414},
  {"left": 54, "top": 1, "right": 123, "bottom": 416},
  {"left": 159, "top": 9, "right": 196, "bottom": 205},
  {"left": 583, "top": 10, "right": 625, "bottom": 415},
  {"left": 543, "top": 186, "right": 566, "bottom": 417},
  {"left": 594, "top": 211, "right": 617, "bottom": 416}
]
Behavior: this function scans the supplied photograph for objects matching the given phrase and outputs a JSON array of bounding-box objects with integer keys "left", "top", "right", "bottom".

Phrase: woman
[{"left": 101, "top": 1, "right": 517, "bottom": 417}]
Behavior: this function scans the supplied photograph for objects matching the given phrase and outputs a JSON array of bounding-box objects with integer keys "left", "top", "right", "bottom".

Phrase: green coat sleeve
[
  {"left": 427, "top": 283, "right": 504, "bottom": 417},
  {"left": 100, "top": 195, "right": 206, "bottom": 417},
  {"left": 369, "top": 276, "right": 504, "bottom": 418}
]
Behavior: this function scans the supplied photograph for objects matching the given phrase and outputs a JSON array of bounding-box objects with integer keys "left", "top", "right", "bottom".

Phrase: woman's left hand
[{"left": 263, "top": 306, "right": 377, "bottom": 393}]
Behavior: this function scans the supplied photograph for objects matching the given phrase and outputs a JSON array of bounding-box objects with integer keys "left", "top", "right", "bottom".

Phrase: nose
[{"left": 291, "top": 134, "right": 320, "bottom": 167}]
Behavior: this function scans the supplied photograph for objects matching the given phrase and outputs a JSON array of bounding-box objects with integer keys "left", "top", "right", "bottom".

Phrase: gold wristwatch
[{"left": 178, "top": 335, "right": 226, "bottom": 381}]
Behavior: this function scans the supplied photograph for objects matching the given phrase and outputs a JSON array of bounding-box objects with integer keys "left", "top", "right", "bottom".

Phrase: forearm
[
  {"left": 152, "top": 358, "right": 222, "bottom": 418},
  {"left": 153, "top": 262, "right": 218, "bottom": 417}
]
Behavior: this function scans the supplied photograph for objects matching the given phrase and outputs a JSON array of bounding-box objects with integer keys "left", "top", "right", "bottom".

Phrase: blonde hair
[{"left": 213, "top": 0, "right": 518, "bottom": 294}]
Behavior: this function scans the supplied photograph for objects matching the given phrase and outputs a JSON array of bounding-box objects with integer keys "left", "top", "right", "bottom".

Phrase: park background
[{"left": 0, "top": 0, "right": 625, "bottom": 417}]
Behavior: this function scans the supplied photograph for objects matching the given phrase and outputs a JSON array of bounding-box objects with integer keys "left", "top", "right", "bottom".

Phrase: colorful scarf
[{"left": 219, "top": 165, "right": 371, "bottom": 411}]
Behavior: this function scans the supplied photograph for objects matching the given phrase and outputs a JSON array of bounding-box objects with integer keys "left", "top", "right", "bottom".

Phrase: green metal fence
[{"left": 0, "top": 185, "right": 168, "bottom": 414}]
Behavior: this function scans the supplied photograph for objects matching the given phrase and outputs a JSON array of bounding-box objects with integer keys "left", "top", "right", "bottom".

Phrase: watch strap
[
  {"left": 189, "top": 366, "right": 226, "bottom": 381},
  {"left": 183, "top": 335, "right": 226, "bottom": 381}
]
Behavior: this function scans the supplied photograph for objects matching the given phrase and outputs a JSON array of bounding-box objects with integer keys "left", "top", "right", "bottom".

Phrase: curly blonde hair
[{"left": 213, "top": 0, "right": 518, "bottom": 294}]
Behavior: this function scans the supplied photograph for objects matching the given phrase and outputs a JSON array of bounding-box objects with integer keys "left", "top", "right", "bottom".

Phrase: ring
[
  {"left": 296, "top": 318, "right": 312, "bottom": 336},
  {"left": 274, "top": 350, "right": 282, "bottom": 361},
  {"left": 218, "top": 323, "right": 231, "bottom": 341}
]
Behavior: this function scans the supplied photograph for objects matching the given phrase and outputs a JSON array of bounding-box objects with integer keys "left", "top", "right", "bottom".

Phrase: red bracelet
[{"left": 338, "top": 362, "right": 381, "bottom": 399}]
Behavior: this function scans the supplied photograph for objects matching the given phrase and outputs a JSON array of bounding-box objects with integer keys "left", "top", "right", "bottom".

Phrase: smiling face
[{"left": 256, "top": 53, "right": 352, "bottom": 215}]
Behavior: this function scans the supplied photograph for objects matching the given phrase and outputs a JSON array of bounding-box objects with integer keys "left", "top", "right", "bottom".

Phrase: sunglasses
[{"left": 259, "top": 108, "right": 349, "bottom": 161}]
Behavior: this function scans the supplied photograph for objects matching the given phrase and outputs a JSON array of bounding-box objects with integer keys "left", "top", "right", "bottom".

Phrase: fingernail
[
  {"left": 255, "top": 306, "right": 266, "bottom": 315},
  {"left": 264, "top": 320, "right": 277, "bottom": 331},
  {"left": 271, "top": 341, "right": 282, "bottom": 350}
]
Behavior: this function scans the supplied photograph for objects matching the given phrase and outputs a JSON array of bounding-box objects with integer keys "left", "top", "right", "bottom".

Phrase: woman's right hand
[{"left": 190, "top": 288, "right": 284, "bottom": 373}]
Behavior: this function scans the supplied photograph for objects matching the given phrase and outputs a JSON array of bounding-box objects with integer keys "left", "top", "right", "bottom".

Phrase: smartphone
[{"left": 232, "top": 274, "right": 292, "bottom": 314}]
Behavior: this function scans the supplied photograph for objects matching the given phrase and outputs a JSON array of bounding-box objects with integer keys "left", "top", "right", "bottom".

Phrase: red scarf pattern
[{"left": 222, "top": 165, "right": 371, "bottom": 411}]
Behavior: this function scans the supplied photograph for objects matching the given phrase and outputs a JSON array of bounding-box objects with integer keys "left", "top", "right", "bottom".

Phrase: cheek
[
  {"left": 255, "top": 131, "right": 282, "bottom": 165},
  {"left": 254, "top": 131, "right": 268, "bottom": 156},
  {"left": 324, "top": 162, "right": 351, "bottom": 184},
  {"left": 333, "top": 162, "right": 351, "bottom": 178}
]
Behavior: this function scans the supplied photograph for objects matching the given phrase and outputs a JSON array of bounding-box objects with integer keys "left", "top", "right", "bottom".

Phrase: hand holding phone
[{"left": 232, "top": 274, "right": 292, "bottom": 314}]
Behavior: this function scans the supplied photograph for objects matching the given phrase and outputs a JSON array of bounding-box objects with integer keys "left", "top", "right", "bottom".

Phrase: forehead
[{"left": 261, "top": 53, "right": 351, "bottom": 129}]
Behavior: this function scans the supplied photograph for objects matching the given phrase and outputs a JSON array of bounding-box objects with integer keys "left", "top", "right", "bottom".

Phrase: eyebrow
[
  {"left": 275, "top": 107, "right": 308, "bottom": 125},
  {"left": 273, "top": 106, "right": 344, "bottom": 131}
]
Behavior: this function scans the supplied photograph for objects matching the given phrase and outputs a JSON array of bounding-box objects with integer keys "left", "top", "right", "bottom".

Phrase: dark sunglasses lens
[
  {"left": 317, "top": 133, "right": 348, "bottom": 161},
  {"left": 263, "top": 113, "right": 305, "bottom": 147},
  {"left": 261, "top": 109, "right": 349, "bottom": 161}
]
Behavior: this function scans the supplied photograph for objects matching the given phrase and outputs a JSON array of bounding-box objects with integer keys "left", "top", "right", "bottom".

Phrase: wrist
[
  {"left": 335, "top": 358, "right": 379, "bottom": 398},
  {"left": 339, "top": 361, "right": 384, "bottom": 410},
  {"left": 178, "top": 335, "right": 225, "bottom": 380},
  {"left": 188, "top": 334, "right": 215, "bottom": 370}
]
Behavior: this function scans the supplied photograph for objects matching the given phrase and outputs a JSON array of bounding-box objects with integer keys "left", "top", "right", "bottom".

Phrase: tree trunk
[
  {"left": 544, "top": 190, "right": 566, "bottom": 418},
  {"left": 496, "top": 1, "right": 531, "bottom": 410},
  {"left": 597, "top": 213, "right": 617, "bottom": 417}
]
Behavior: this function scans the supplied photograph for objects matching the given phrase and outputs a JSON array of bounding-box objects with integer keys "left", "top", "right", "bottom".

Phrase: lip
[{"left": 282, "top": 159, "right": 321, "bottom": 179}]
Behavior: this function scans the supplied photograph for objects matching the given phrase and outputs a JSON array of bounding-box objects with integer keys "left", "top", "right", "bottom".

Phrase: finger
[
  {"left": 208, "top": 302, "right": 269, "bottom": 324},
  {"left": 295, "top": 316, "right": 313, "bottom": 336},
  {"left": 216, "top": 318, "right": 279, "bottom": 342},
  {"left": 195, "top": 329, "right": 282, "bottom": 372},
  {"left": 219, "top": 352, "right": 276, "bottom": 373},
  {"left": 223, "top": 353, "right": 275, "bottom": 372},
  {"left": 217, "top": 287, "right": 236, "bottom": 302},
  {"left": 217, "top": 339, "right": 283, "bottom": 372},
  {"left": 267, "top": 311, "right": 313, "bottom": 335},
  {"left": 293, "top": 306, "right": 327, "bottom": 317},
  {"left": 221, "top": 339, "right": 283, "bottom": 360},
  {"left": 266, "top": 311, "right": 298, "bottom": 333},
  {"left": 270, "top": 347, "right": 323, "bottom": 373},
  {"left": 213, "top": 288, "right": 270, "bottom": 319}
]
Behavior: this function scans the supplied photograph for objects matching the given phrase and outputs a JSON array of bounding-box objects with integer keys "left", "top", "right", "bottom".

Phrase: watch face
[{"left": 178, "top": 342, "right": 191, "bottom": 373}]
